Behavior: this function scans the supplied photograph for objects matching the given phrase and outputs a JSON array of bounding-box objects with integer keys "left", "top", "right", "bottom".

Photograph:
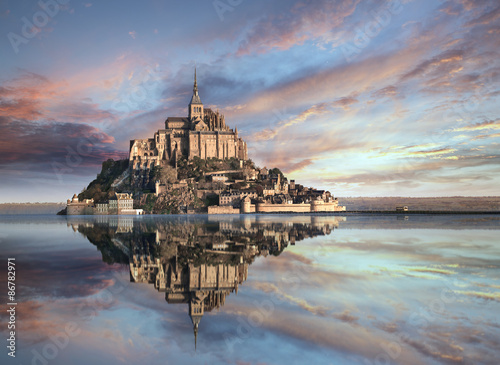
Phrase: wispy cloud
[
  {"left": 453, "top": 119, "right": 500, "bottom": 132},
  {"left": 236, "top": 0, "right": 361, "bottom": 56}
]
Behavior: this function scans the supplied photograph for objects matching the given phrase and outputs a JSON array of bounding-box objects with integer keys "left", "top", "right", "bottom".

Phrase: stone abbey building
[{"left": 129, "top": 69, "right": 248, "bottom": 170}]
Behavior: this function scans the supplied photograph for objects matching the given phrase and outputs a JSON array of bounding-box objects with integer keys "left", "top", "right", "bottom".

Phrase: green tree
[{"left": 269, "top": 167, "right": 285, "bottom": 180}]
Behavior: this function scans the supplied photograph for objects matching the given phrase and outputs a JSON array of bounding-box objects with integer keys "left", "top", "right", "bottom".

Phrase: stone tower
[{"left": 188, "top": 68, "right": 204, "bottom": 121}]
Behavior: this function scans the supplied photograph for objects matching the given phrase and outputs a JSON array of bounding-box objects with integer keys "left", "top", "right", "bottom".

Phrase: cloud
[
  {"left": 401, "top": 49, "right": 465, "bottom": 81},
  {"left": 368, "top": 144, "right": 457, "bottom": 160},
  {"left": 238, "top": 307, "right": 428, "bottom": 364},
  {"left": 0, "top": 91, "right": 43, "bottom": 120},
  {"left": 239, "top": 19, "right": 452, "bottom": 117},
  {"left": 248, "top": 102, "right": 331, "bottom": 142},
  {"left": 473, "top": 132, "right": 500, "bottom": 140},
  {"left": 455, "top": 290, "right": 500, "bottom": 302},
  {"left": 401, "top": 335, "right": 465, "bottom": 364},
  {"left": 371, "top": 85, "right": 399, "bottom": 99},
  {"left": 466, "top": 5, "right": 500, "bottom": 26},
  {"left": 235, "top": 0, "right": 361, "bottom": 56},
  {"left": 331, "top": 96, "right": 359, "bottom": 111},
  {"left": 251, "top": 282, "right": 330, "bottom": 316},
  {"left": 49, "top": 100, "right": 117, "bottom": 123},
  {"left": 333, "top": 309, "right": 359, "bottom": 324},
  {"left": 406, "top": 266, "right": 457, "bottom": 275},
  {"left": 284, "top": 159, "right": 315, "bottom": 174},
  {"left": 0, "top": 70, "right": 121, "bottom": 125},
  {"left": 129, "top": 31, "right": 137, "bottom": 39},
  {"left": 250, "top": 131, "right": 365, "bottom": 175},
  {"left": 408, "top": 148, "right": 457, "bottom": 158},
  {"left": 279, "top": 251, "right": 313, "bottom": 265},
  {"left": 0, "top": 72, "right": 125, "bottom": 172},
  {"left": 0, "top": 247, "right": 121, "bottom": 299},
  {"left": 320, "top": 154, "right": 500, "bottom": 190},
  {"left": 453, "top": 119, "right": 500, "bottom": 132},
  {"left": 0, "top": 118, "right": 121, "bottom": 171},
  {"left": 0, "top": 73, "right": 53, "bottom": 120}
]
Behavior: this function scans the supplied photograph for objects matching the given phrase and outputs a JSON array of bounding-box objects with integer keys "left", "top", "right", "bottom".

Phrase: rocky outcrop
[{"left": 137, "top": 185, "right": 205, "bottom": 214}]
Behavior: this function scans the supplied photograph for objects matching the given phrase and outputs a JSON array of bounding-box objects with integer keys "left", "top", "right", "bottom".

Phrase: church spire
[
  {"left": 189, "top": 67, "right": 203, "bottom": 106},
  {"left": 194, "top": 67, "right": 198, "bottom": 95}
]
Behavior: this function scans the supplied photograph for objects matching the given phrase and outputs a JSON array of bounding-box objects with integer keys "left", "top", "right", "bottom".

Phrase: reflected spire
[{"left": 194, "top": 322, "right": 198, "bottom": 351}]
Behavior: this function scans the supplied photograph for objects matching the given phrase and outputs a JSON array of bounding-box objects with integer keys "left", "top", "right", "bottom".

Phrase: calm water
[{"left": 1, "top": 214, "right": 499, "bottom": 365}]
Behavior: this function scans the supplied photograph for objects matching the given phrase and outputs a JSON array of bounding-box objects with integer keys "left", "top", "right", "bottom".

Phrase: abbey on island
[
  {"left": 129, "top": 69, "right": 248, "bottom": 170},
  {"left": 66, "top": 69, "right": 346, "bottom": 215}
]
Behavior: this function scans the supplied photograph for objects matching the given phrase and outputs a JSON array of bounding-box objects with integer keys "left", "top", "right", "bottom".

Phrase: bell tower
[{"left": 188, "top": 68, "right": 204, "bottom": 121}]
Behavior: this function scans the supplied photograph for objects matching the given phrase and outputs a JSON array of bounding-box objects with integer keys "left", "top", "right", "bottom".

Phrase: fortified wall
[{"left": 210, "top": 199, "right": 346, "bottom": 214}]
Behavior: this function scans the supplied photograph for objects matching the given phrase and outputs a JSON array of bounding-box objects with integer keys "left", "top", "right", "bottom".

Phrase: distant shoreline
[
  {"left": 1, "top": 196, "right": 499, "bottom": 215},
  {"left": 255, "top": 210, "right": 500, "bottom": 215}
]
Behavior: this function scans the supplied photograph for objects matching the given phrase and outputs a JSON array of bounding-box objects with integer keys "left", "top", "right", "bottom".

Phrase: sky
[{"left": 0, "top": 0, "right": 499, "bottom": 202}]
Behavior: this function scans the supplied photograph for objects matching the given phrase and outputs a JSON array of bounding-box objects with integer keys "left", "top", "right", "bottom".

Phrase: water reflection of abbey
[{"left": 68, "top": 215, "right": 344, "bottom": 348}]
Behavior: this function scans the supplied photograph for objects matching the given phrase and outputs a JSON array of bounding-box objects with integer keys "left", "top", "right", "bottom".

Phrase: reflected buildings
[
  {"left": 68, "top": 215, "right": 344, "bottom": 348},
  {"left": 6, "top": 214, "right": 499, "bottom": 364}
]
